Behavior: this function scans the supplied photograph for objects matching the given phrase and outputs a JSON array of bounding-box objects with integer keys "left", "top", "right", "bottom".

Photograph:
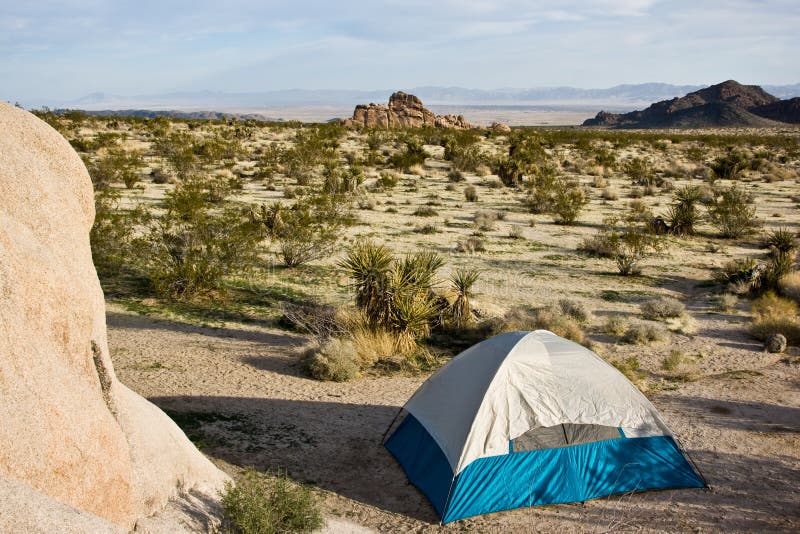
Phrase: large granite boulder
[
  {"left": 0, "top": 102, "right": 229, "bottom": 530},
  {"left": 344, "top": 91, "right": 471, "bottom": 129}
]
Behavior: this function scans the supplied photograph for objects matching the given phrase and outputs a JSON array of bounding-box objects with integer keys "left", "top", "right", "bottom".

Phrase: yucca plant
[
  {"left": 339, "top": 241, "right": 393, "bottom": 327},
  {"left": 764, "top": 228, "right": 798, "bottom": 257},
  {"left": 390, "top": 292, "right": 440, "bottom": 353},
  {"left": 449, "top": 269, "right": 480, "bottom": 327},
  {"left": 667, "top": 185, "right": 703, "bottom": 236}
]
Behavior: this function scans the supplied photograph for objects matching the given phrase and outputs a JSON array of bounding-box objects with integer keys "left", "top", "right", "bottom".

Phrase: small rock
[{"left": 765, "top": 333, "right": 787, "bottom": 353}]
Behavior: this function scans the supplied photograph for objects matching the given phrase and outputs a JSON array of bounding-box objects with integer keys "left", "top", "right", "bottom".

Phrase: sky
[{"left": 1, "top": 0, "right": 799, "bottom": 104}]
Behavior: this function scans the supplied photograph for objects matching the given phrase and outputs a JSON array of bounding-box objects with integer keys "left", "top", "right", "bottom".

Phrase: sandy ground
[{"left": 108, "top": 301, "right": 800, "bottom": 533}]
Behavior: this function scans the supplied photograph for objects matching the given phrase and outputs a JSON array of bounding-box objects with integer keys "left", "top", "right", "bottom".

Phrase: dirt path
[{"left": 107, "top": 304, "right": 800, "bottom": 533}]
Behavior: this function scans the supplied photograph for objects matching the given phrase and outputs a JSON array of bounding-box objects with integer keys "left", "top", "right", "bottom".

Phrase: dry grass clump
[
  {"left": 507, "top": 225, "right": 524, "bottom": 240},
  {"left": 749, "top": 291, "right": 800, "bottom": 345},
  {"left": 611, "top": 356, "right": 648, "bottom": 391},
  {"left": 640, "top": 296, "right": 685, "bottom": 320},
  {"left": 303, "top": 338, "right": 360, "bottom": 382},
  {"left": 493, "top": 307, "right": 586, "bottom": 345},
  {"left": 413, "top": 206, "right": 438, "bottom": 217},
  {"left": 601, "top": 188, "right": 619, "bottom": 201},
  {"left": 556, "top": 298, "right": 592, "bottom": 324},
  {"left": 779, "top": 271, "right": 800, "bottom": 304},
  {"left": 456, "top": 236, "right": 486, "bottom": 253},
  {"left": 661, "top": 350, "right": 701, "bottom": 382},
  {"left": 602, "top": 315, "right": 629, "bottom": 337},
  {"left": 713, "top": 293, "right": 739, "bottom": 313},
  {"left": 464, "top": 185, "right": 478, "bottom": 202},
  {"left": 622, "top": 322, "right": 666, "bottom": 345}
]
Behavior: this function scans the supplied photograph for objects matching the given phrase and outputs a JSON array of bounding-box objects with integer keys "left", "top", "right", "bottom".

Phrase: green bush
[
  {"left": 707, "top": 185, "right": 760, "bottom": 238},
  {"left": 259, "top": 193, "right": 352, "bottom": 267},
  {"left": 86, "top": 147, "right": 144, "bottom": 189},
  {"left": 389, "top": 139, "right": 428, "bottom": 171},
  {"left": 221, "top": 468, "right": 323, "bottom": 534},
  {"left": 138, "top": 175, "right": 262, "bottom": 298},
  {"left": 493, "top": 157, "right": 524, "bottom": 187},
  {"left": 710, "top": 149, "right": 749, "bottom": 181},
  {"left": 90, "top": 187, "right": 148, "bottom": 274}
]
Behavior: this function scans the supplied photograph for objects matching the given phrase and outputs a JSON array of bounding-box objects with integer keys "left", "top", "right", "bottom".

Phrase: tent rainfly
[{"left": 384, "top": 330, "right": 707, "bottom": 523}]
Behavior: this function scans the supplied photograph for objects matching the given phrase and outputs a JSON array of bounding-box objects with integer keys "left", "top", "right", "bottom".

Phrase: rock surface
[
  {"left": 343, "top": 91, "right": 471, "bottom": 129},
  {"left": 765, "top": 333, "right": 788, "bottom": 354},
  {"left": 0, "top": 101, "right": 229, "bottom": 530}
]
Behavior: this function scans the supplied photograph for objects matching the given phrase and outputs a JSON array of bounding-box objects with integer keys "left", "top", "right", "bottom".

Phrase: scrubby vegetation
[
  {"left": 45, "top": 109, "right": 799, "bottom": 383},
  {"left": 221, "top": 468, "right": 323, "bottom": 534}
]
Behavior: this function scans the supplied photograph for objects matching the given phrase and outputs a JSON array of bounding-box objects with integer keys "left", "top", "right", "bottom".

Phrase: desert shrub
[
  {"left": 456, "top": 237, "right": 486, "bottom": 253},
  {"left": 550, "top": 180, "right": 588, "bottom": 225},
  {"left": 749, "top": 292, "right": 800, "bottom": 344},
  {"left": 279, "top": 301, "right": 343, "bottom": 338},
  {"left": 601, "top": 188, "right": 619, "bottom": 201},
  {"left": 592, "top": 176, "right": 609, "bottom": 188},
  {"left": 150, "top": 167, "right": 172, "bottom": 184},
  {"left": 714, "top": 257, "right": 759, "bottom": 291},
  {"left": 602, "top": 315, "right": 629, "bottom": 337},
  {"left": 464, "top": 185, "right": 478, "bottom": 202},
  {"left": 640, "top": 296, "right": 685, "bottom": 320},
  {"left": 493, "top": 157, "right": 524, "bottom": 187},
  {"left": 779, "top": 271, "right": 800, "bottom": 304},
  {"left": 710, "top": 149, "right": 749, "bottom": 181},
  {"left": 447, "top": 144, "right": 483, "bottom": 173},
  {"left": 707, "top": 185, "right": 760, "bottom": 238},
  {"left": 667, "top": 185, "right": 703, "bottom": 236},
  {"left": 624, "top": 157, "right": 660, "bottom": 186},
  {"left": 508, "top": 225, "right": 524, "bottom": 240},
  {"left": 413, "top": 206, "right": 438, "bottom": 217},
  {"left": 492, "top": 307, "right": 585, "bottom": 345},
  {"left": 378, "top": 171, "right": 399, "bottom": 189},
  {"left": 259, "top": 193, "right": 352, "bottom": 267},
  {"left": 612, "top": 356, "right": 647, "bottom": 388},
  {"left": 557, "top": 299, "right": 591, "bottom": 323},
  {"left": 660, "top": 350, "right": 700, "bottom": 382},
  {"left": 585, "top": 218, "right": 664, "bottom": 275},
  {"left": 90, "top": 187, "right": 148, "bottom": 274},
  {"left": 389, "top": 139, "right": 428, "bottom": 172},
  {"left": 138, "top": 175, "right": 262, "bottom": 298},
  {"left": 713, "top": 293, "right": 739, "bottom": 313},
  {"left": 473, "top": 210, "right": 500, "bottom": 231},
  {"left": 623, "top": 322, "right": 666, "bottom": 345},
  {"left": 414, "top": 223, "right": 438, "bottom": 234},
  {"left": 304, "top": 338, "right": 360, "bottom": 381},
  {"left": 86, "top": 147, "right": 144, "bottom": 189},
  {"left": 448, "top": 169, "right": 465, "bottom": 182},
  {"left": 221, "top": 468, "right": 323, "bottom": 534}
]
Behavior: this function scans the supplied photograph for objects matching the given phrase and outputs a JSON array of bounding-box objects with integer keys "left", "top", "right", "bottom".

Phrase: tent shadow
[{"left": 150, "top": 395, "right": 439, "bottom": 522}]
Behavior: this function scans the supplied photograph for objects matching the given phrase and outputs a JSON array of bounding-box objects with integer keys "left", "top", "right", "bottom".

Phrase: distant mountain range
[
  {"left": 583, "top": 80, "right": 800, "bottom": 128},
  {"left": 48, "top": 83, "right": 800, "bottom": 111}
]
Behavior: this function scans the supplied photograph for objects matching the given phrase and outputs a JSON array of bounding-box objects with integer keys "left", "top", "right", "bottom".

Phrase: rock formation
[
  {"left": 490, "top": 121, "right": 512, "bottom": 133},
  {"left": 0, "top": 102, "right": 229, "bottom": 531},
  {"left": 583, "top": 80, "right": 799, "bottom": 128},
  {"left": 343, "top": 91, "right": 471, "bottom": 129}
]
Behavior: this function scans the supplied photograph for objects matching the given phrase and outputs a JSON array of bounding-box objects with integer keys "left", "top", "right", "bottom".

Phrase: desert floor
[
  {"left": 69, "top": 115, "right": 800, "bottom": 532},
  {"left": 108, "top": 302, "right": 799, "bottom": 533}
]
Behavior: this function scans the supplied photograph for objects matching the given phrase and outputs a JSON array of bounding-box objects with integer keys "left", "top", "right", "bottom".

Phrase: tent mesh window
[{"left": 512, "top": 424, "right": 622, "bottom": 452}]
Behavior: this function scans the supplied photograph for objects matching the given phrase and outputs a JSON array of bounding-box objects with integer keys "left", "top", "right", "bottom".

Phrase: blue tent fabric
[
  {"left": 384, "top": 414, "right": 455, "bottom": 517},
  {"left": 385, "top": 414, "right": 706, "bottom": 524}
]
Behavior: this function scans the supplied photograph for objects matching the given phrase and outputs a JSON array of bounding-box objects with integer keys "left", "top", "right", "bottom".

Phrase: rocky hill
[
  {"left": 342, "top": 91, "right": 471, "bottom": 129},
  {"left": 583, "top": 80, "right": 799, "bottom": 128}
]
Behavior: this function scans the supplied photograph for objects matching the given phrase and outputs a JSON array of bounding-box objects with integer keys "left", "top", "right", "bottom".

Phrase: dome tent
[{"left": 383, "top": 330, "right": 707, "bottom": 523}]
